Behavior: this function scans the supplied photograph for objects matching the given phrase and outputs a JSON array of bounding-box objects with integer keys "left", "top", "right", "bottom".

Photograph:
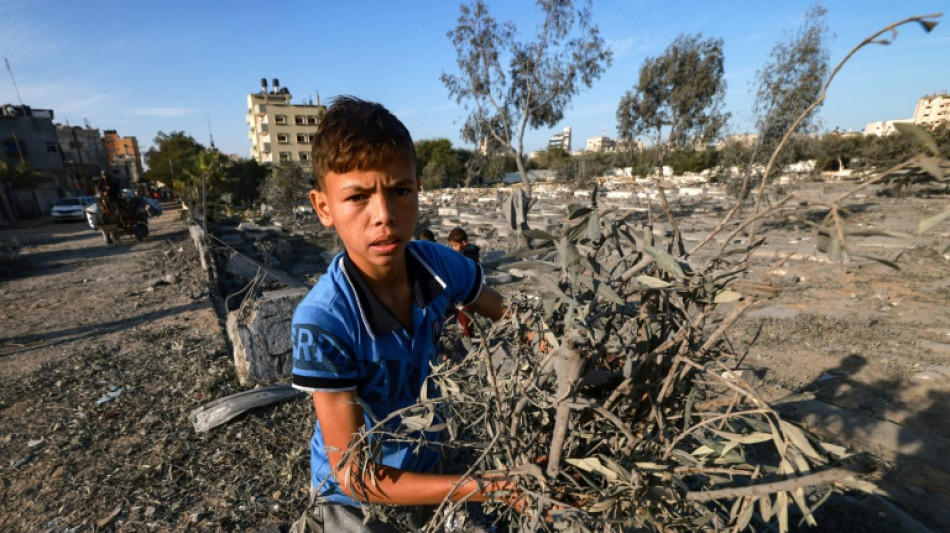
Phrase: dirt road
[{"left": 0, "top": 207, "right": 313, "bottom": 531}]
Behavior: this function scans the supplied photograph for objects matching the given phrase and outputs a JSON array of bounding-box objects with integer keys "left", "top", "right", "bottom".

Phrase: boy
[
  {"left": 415, "top": 228, "right": 435, "bottom": 242},
  {"left": 447, "top": 227, "right": 479, "bottom": 262},
  {"left": 447, "top": 227, "right": 481, "bottom": 337},
  {"left": 291, "top": 97, "right": 510, "bottom": 530}
]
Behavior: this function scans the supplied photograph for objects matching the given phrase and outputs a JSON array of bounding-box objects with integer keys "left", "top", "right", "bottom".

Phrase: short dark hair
[
  {"left": 311, "top": 96, "right": 416, "bottom": 191},
  {"left": 447, "top": 227, "right": 468, "bottom": 243},
  {"left": 417, "top": 229, "right": 435, "bottom": 241}
]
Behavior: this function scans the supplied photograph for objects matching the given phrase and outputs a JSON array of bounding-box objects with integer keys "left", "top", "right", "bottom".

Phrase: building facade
[
  {"left": 56, "top": 125, "right": 109, "bottom": 190},
  {"left": 0, "top": 104, "right": 68, "bottom": 186},
  {"left": 585, "top": 135, "right": 616, "bottom": 152},
  {"left": 246, "top": 78, "right": 326, "bottom": 170},
  {"left": 913, "top": 92, "right": 950, "bottom": 126},
  {"left": 863, "top": 119, "right": 913, "bottom": 137},
  {"left": 548, "top": 126, "right": 572, "bottom": 152},
  {"left": 102, "top": 130, "right": 143, "bottom": 184}
]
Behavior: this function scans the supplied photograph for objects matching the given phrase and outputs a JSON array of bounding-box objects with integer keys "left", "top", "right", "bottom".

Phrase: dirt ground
[{"left": 0, "top": 184, "right": 948, "bottom": 532}]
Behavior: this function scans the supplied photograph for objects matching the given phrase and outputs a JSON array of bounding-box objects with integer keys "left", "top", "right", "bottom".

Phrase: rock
[
  {"left": 162, "top": 273, "right": 179, "bottom": 284},
  {"left": 227, "top": 288, "right": 309, "bottom": 386}
]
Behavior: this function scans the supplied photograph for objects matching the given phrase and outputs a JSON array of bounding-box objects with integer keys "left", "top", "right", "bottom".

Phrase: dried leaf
[
  {"left": 917, "top": 204, "right": 950, "bottom": 234},
  {"left": 713, "top": 290, "right": 742, "bottom": 303},
  {"left": 759, "top": 494, "right": 774, "bottom": 521},
  {"left": 894, "top": 123, "right": 939, "bottom": 156},
  {"left": 642, "top": 244, "right": 686, "bottom": 278},
  {"left": 792, "top": 487, "right": 818, "bottom": 526},
  {"left": 919, "top": 19, "right": 939, "bottom": 32},
  {"left": 736, "top": 497, "right": 756, "bottom": 530},
  {"left": 565, "top": 457, "right": 620, "bottom": 481},
  {"left": 776, "top": 491, "right": 789, "bottom": 533},
  {"left": 569, "top": 206, "right": 593, "bottom": 220},
  {"left": 635, "top": 275, "right": 672, "bottom": 289},
  {"left": 917, "top": 156, "right": 945, "bottom": 180},
  {"left": 779, "top": 420, "right": 823, "bottom": 461}
]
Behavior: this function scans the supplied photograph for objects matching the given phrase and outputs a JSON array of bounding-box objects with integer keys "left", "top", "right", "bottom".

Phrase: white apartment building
[
  {"left": 548, "top": 126, "right": 572, "bottom": 152},
  {"left": 585, "top": 135, "right": 616, "bottom": 152},
  {"left": 913, "top": 92, "right": 950, "bottom": 126},
  {"left": 863, "top": 119, "right": 913, "bottom": 136},
  {"left": 246, "top": 78, "right": 326, "bottom": 169}
]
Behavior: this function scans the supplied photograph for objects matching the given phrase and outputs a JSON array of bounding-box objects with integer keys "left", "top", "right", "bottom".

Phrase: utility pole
[{"left": 4, "top": 58, "right": 25, "bottom": 108}]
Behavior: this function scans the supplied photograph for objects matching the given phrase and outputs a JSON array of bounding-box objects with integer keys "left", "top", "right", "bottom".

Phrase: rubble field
[{"left": 0, "top": 180, "right": 948, "bottom": 532}]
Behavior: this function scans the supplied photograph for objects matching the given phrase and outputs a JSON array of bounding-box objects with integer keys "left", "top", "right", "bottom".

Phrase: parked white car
[{"left": 51, "top": 196, "right": 95, "bottom": 222}]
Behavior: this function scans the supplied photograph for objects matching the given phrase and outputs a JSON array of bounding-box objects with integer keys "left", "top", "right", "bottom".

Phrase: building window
[
  {"left": 274, "top": 115, "right": 287, "bottom": 125},
  {"left": 307, "top": 115, "right": 318, "bottom": 125},
  {"left": 46, "top": 142, "right": 59, "bottom": 153},
  {"left": 277, "top": 134, "right": 289, "bottom": 144},
  {"left": 294, "top": 115, "right": 305, "bottom": 125},
  {"left": 296, "top": 134, "right": 312, "bottom": 143},
  {"left": 299, "top": 151, "right": 311, "bottom": 161},
  {"left": 279, "top": 151, "right": 291, "bottom": 162}
]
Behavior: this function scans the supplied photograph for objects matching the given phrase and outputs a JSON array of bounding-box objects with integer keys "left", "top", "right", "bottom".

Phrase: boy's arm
[
  {"left": 468, "top": 286, "right": 505, "bottom": 321},
  {"left": 313, "top": 390, "right": 510, "bottom": 505}
]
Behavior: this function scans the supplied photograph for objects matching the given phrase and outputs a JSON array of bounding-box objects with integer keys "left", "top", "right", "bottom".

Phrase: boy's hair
[
  {"left": 311, "top": 96, "right": 416, "bottom": 191},
  {"left": 447, "top": 227, "right": 468, "bottom": 244},
  {"left": 417, "top": 228, "right": 436, "bottom": 241}
]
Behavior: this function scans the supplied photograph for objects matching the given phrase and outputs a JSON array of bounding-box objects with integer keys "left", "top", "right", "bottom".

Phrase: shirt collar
[{"left": 340, "top": 244, "right": 446, "bottom": 339}]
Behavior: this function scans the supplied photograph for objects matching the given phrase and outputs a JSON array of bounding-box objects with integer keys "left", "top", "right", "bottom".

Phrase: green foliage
[
  {"left": 143, "top": 131, "right": 205, "bottom": 195},
  {"left": 221, "top": 158, "right": 270, "bottom": 206},
  {"left": 532, "top": 146, "right": 570, "bottom": 170},
  {"left": 815, "top": 133, "right": 862, "bottom": 171},
  {"left": 753, "top": 5, "right": 830, "bottom": 167},
  {"left": 554, "top": 151, "right": 613, "bottom": 186},
  {"left": 442, "top": 0, "right": 612, "bottom": 194},
  {"left": 666, "top": 149, "right": 719, "bottom": 175},
  {"left": 0, "top": 160, "right": 47, "bottom": 187},
  {"left": 617, "top": 33, "right": 728, "bottom": 160},
  {"left": 415, "top": 138, "right": 467, "bottom": 189},
  {"left": 261, "top": 161, "right": 311, "bottom": 215}
]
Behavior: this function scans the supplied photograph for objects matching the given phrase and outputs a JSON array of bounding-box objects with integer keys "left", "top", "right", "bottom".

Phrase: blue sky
[{"left": 1, "top": 1, "right": 947, "bottom": 162}]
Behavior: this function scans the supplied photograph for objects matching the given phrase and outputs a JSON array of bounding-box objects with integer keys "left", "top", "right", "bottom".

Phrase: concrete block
[{"left": 227, "top": 287, "right": 310, "bottom": 386}]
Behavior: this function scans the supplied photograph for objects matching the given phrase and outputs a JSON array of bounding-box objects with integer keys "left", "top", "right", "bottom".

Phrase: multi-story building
[
  {"left": 56, "top": 125, "right": 109, "bottom": 190},
  {"left": 585, "top": 135, "right": 616, "bottom": 153},
  {"left": 102, "top": 130, "right": 143, "bottom": 184},
  {"left": 863, "top": 119, "right": 913, "bottom": 137},
  {"left": 0, "top": 104, "right": 68, "bottom": 186},
  {"left": 913, "top": 92, "right": 950, "bottom": 126},
  {"left": 0, "top": 103, "right": 68, "bottom": 218},
  {"left": 548, "top": 126, "right": 571, "bottom": 152},
  {"left": 246, "top": 78, "right": 326, "bottom": 170}
]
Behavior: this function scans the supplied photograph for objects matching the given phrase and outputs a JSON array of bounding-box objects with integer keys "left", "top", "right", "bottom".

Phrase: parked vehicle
[{"left": 51, "top": 196, "right": 95, "bottom": 222}]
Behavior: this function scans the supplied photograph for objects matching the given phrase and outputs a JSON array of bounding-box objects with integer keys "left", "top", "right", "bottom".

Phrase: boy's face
[
  {"left": 310, "top": 160, "right": 419, "bottom": 279},
  {"left": 449, "top": 240, "right": 466, "bottom": 253}
]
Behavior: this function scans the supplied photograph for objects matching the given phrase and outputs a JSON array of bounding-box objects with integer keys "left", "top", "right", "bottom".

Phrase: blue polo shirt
[{"left": 291, "top": 240, "right": 484, "bottom": 506}]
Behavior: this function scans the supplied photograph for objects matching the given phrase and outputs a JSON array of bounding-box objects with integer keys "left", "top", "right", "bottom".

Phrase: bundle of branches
[
  {"left": 337, "top": 14, "right": 945, "bottom": 533},
  {"left": 339, "top": 189, "right": 870, "bottom": 533}
]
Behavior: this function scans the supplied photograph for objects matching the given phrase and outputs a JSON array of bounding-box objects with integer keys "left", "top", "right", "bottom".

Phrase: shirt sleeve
[
  {"left": 291, "top": 321, "right": 358, "bottom": 392},
  {"left": 427, "top": 242, "right": 484, "bottom": 306}
]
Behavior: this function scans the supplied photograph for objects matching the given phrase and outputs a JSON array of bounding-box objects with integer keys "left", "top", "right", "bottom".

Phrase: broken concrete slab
[{"left": 227, "top": 287, "right": 309, "bottom": 386}]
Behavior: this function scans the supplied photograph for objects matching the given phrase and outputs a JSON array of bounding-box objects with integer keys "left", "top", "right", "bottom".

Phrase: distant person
[
  {"left": 447, "top": 227, "right": 480, "bottom": 336},
  {"left": 290, "top": 96, "right": 512, "bottom": 531},
  {"left": 416, "top": 228, "right": 435, "bottom": 241},
  {"left": 448, "top": 227, "right": 480, "bottom": 263}
]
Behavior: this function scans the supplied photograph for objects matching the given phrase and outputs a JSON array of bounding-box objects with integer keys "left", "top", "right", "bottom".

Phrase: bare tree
[
  {"left": 441, "top": 0, "right": 612, "bottom": 202},
  {"left": 616, "top": 33, "right": 729, "bottom": 171}
]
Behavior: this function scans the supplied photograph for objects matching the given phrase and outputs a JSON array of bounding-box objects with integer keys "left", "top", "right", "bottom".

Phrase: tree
[
  {"left": 416, "top": 138, "right": 466, "bottom": 189},
  {"left": 616, "top": 33, "right": 728, "bottom": 169},
  {"left": 752, "top": 5, "right": 830, "bottom": 165},
  {"left": 143, "top": 131, "right": 205, "bottom": 195},
  {"left": 222, "top": 158, "right": 269, "bottom": 206},
  {"left": 442, "top": 0, "right": 612, "bottom": 199},
  {"left": 261, "top": 161, "right": 310, "bottom": 215},
  {"left": 532, "top": 146, "right": 570, "bottom": 170}
]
